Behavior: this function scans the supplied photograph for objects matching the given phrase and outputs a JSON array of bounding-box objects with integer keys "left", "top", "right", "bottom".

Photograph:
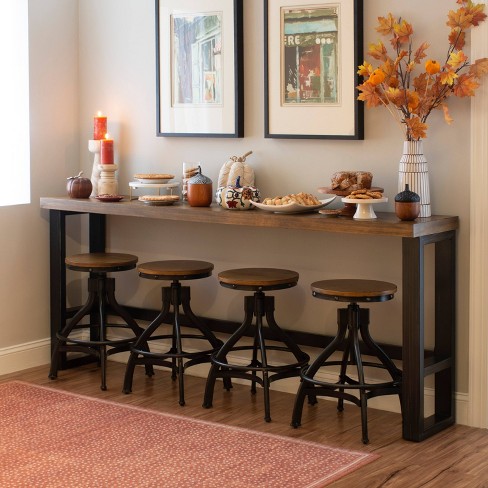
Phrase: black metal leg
[
  {"left": 49, "top": 210, "right": 67, "bottom": 369},
  {"left": 350, "top": 308, "right": 369, "bottom": 445},
  {"left": 123, "top": 291, "right": 172, "bottom": 394},
  {"left": 48, "top": 283, "right": 98, "bottom": 380},
  {"left": 203, "top": 297, "right": 255, "bottom": 409},
  {"left": 360, "top": 317, "right": 402, "bottom": 382},
  {"left": 255, "top": 301, "right": 271, "bottom": 422},
  {"left": 292, "top": 302, "right": 400, "bottom": 443},
  {"left": 204, "top": 290, "right": 308, "bottom": 421}
]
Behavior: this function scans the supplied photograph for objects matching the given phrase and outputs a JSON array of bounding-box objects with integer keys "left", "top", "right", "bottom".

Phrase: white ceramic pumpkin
[
  {"left": 215, "top": 176, "right": 260, "bottom": 210},
  {"left": 217, "top": 151, "right": 255, "bottom": 188}
]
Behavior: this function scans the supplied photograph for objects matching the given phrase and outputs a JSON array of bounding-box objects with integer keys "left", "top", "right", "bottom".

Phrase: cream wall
[{"left": 0, "top": 1, "right": 473, "bottom": 400}]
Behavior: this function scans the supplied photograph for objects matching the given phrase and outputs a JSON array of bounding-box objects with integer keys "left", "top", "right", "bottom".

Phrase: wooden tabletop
[{"left": 40, "top": 197, "right": 459, "bottom": 238}]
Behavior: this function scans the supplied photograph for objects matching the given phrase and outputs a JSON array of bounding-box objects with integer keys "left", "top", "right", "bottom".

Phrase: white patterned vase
[{"left": 398, "top": 140, "right": 431, "bottom": 218}]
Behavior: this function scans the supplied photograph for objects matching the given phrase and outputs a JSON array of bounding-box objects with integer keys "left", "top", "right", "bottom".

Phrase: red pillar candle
[
  {"left": 100, "top": 135, "right": 114, "bottom": 164},
  {"left": 93, "top": 111, "right": 107, "bottom": 140}
]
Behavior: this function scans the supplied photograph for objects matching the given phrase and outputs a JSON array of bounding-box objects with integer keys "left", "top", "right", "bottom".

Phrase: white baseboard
[
  {"left": 0, "top": 338, "right": 52, "bottom": 375},
  {"left": 0, "top": 334, "right": 469, "bottom": 426}
]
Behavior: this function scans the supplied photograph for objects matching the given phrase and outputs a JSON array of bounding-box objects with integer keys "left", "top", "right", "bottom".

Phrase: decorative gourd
[
  {"left": 67, "top": 171, "right": 92, "bottom": 199},
  {"left": 394, "top": 183, "right": 420, "bottom": 221},
  {"left": 217, "top": 151, "right": 255, "bottom": 188},
  {"left": 215, "top": 176, "right": 260, "bottom": 210}
]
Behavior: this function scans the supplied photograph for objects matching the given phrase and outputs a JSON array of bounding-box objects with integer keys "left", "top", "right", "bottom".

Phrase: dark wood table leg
[
  {"left": 49, "top": 210, "right": 106, "bottom": 369},
  {"left": 88, "top": 213, "right": 106, "bottom": 344},
  {"left": 89, "top": 213, "right": 106, "bottom": 252},
  {"left": 49, "top": 210, "right": 67, "bottom": 368},
  {"left": 402, "top": 231, "right": 456, "bottom": 441}
]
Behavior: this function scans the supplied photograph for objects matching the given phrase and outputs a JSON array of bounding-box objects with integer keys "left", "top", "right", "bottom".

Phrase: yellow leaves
[
  {"left": 376, "top": 13, "right": 396, "bottom": 35},
  {"left": 393, "top": 20, "right": 414, "bottom": 45},
  {"left": 385, "top": 87, "right": 403, "bottom": 106},
  {"left": 448, "top": 50, "right": 468, "bottom": 68},
  {"left": 425, "top": 59, "right": 441, "bottom": 75},
  {"left": 447, "top": 8, "right": 474, "bottom": 29},
  {"left": 440, "top": 70, "right": 459, "bottom": 85},
  {"left": 405, "top": 117, "right": 428, "bottom": 140},
  {"left": 466, "top": 3, "right": 487, "bottom": 26},
  {"left": 453, "top": 73, "right": 480, "bottom": 96},
  {"left": 357, "top": 61, "right": 373, "bottom": 77},
  {"left": 357, "top": 82, "right": 383, "bottom": 108},
  {"left": 368, "top": 41, "right": 388, "bottom": 61}
]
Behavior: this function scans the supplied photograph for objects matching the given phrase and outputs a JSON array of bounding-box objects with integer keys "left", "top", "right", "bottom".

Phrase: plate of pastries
[
  {"left": 134, "top": 173, "right": 175, "bottom": 184},
  {"left": 250, "top": 192, "right": 336, "bottom": 213}
]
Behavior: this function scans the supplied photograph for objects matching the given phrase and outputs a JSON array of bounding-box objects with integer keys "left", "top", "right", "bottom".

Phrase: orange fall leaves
[{"left": 357, "top": 0, "right": 488, "bottom": 141}]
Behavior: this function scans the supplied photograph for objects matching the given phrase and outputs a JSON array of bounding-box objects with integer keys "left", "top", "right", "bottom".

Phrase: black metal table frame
[{"left": 47, "top": 209, "right": 456, "bottom": 442}]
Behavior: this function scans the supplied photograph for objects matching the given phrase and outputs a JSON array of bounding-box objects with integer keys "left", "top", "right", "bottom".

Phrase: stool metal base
[
  {"left": 291, "top": 303, "right": 402, "bottom": 444},
  {"left": 49, "top": 274, "right": 153, "bottom": 391},
  {"left": 123, "top": 281, "right": 224, "bottom": 406},
  {"left": 203, "top": 291, "right": 310, "bottom": 422}
]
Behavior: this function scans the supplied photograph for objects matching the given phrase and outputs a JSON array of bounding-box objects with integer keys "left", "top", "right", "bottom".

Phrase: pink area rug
[{"left": 0, "top": 381, "right": 377, "bottom": 487}]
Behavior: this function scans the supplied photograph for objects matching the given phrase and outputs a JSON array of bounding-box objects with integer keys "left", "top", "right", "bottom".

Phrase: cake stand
[
  {"left": 128, "top": 181, "right": 180, "bottom": 200},
  {"left": 341, "top": 197, "right": 388, "bottom": 220},
  {"left": 318, "top": 186, "right": 384, "bottom": 217}
]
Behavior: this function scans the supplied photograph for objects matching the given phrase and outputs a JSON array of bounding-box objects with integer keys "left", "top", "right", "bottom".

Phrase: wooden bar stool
[
  {"left": 291, "top": 279, "right": 402, "bottom": 444},
  {"left": 203, "top": 268, "right": 310, "bottom": 422},
  {"left": 49, "top": 252, "right": 152, "bottom": 391},
  {"left": 123, "top": 260, "right": 225, "bottom": 406}
]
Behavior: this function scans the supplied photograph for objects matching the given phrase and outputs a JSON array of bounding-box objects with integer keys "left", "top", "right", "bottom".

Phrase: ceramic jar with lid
[
  {"left": 187, "top": 166, "right": 213, "bottom": 207},
  {"left": 395, "top": 184, "right": 421, "bottom": 221}
]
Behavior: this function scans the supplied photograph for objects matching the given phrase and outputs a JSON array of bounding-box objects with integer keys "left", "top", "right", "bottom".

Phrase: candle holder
[
  {"left": 98, "top": 163, "right": 118, "bottom": 196},
  {"left": 88, "top": 140, "right": 101, "bottom": 197}
]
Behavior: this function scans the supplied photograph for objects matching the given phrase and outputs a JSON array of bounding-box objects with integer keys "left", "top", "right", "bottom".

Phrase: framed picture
[
  {"left": 264, "top": 0, "right": 364, "bottom": 139},
  {"left": 156, "top": 0, "right": 243, "bottom": 137}
]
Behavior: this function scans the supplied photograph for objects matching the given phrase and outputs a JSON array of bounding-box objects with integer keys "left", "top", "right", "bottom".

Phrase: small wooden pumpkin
[
  {"left": 216, "top": 176, "right": 260, "bottom": 210},
  {"left": 217, "top": 151, "right": 255, "bottom": 188},
  {"left": 67, "top": 171, "right": 92, "bottom": 199}
]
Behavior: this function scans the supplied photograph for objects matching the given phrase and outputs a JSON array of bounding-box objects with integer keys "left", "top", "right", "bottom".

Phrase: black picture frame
[
  {"left": 264, "top": 0, "right": 364, "bottom": 139},
  {"left": 156, "top": 0, "right": 244, "bottom": 138}
]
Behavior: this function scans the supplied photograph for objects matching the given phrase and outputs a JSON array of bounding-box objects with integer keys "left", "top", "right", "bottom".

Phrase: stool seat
[
  {"left": 138, "top": 260, "right": 214, "bottom": 280},
  {"left": 218, "top": 268, "right": 299, "bottom": 290},
  {"left": 311, "top": 279, "right": 397, "bottom": 301},
  {"left": 65, "top": 252, "right": 138, "bottom": 271}
]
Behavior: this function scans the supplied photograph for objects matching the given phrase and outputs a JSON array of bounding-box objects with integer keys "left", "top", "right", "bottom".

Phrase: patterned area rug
[{"left": 0, "top": 381, "right": 377, "bottom": 487}]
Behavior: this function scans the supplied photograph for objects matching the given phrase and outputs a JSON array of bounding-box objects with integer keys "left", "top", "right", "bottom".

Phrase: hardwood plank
[
  {"left": 39, "top": 197, "right": 459, "bottom": 238},
  {"left": 2, "top": 363, "right": 486, "bottom": 487}
]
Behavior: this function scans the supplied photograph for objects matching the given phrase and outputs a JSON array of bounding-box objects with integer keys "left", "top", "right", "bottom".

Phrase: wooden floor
[{"left": 2, "top": 363, "right": 488, "bottom": 487}]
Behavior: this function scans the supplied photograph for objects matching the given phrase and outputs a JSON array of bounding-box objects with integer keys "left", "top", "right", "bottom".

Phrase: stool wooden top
[
  {"left": 65, "top": 252, "right": 138, "bottom": 270},
  {"left": 218, "top": 268, "right": 299, "bottom": 288},
  {"left": 138, "top": 260, "right": 214, "bottom": 279},
  {"left": 311, "top": 279, "right": 397, "bottom": 299}
]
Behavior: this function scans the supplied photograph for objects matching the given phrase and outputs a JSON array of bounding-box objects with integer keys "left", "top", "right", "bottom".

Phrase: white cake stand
[{"left": 341, "top": 197, "right": 388, "bottom": 220}]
